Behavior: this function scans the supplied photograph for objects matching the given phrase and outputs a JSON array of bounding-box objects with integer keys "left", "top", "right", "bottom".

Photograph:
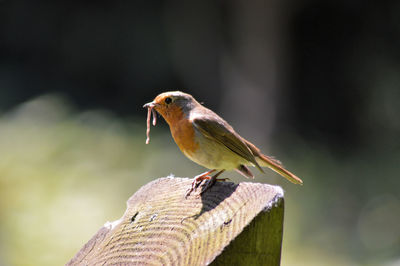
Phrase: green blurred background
[{"left": 1, "top": 1, "right": 400, "bottom": 265}]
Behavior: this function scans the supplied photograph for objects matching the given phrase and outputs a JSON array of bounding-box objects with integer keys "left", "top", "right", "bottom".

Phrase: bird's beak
[{"left": 143, "top": 101, "right": 156, "bottom": 108}]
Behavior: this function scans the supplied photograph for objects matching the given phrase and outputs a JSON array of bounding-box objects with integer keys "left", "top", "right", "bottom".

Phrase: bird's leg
[
  {"left": 200, "top": 170, "right": 225, "bottom": 195},
  {"left": 185, "top": 169, "right": 216, "bottom": 198}
]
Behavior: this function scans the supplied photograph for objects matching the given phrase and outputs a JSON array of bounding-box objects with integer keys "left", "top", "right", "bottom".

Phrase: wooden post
[{"left": 67, "top": 177, "right": 284, "bottom": 266}]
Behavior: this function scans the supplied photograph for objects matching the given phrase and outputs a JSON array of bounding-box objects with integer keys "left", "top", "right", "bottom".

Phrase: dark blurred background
[{"left": 1, "top": 1, "right": 399, "bottom": 265}]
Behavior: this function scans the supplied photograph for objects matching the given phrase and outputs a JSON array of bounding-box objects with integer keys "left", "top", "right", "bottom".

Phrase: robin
[{"left": 144, "top": 91, "right": 303, "bottom": 197}]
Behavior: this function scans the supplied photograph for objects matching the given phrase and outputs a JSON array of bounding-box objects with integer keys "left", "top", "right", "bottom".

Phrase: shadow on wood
[{"left": 67, "top": 177, "right": 284, "bottom": 266}]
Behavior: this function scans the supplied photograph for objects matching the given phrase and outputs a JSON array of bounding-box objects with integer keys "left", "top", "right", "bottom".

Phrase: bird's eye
[{"left": 165, "top": 97, "right": 172, "bottom": 104}]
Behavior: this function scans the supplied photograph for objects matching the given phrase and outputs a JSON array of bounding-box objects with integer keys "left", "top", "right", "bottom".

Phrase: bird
[{"left": 144, "top": 91, "right": 303, "bottom": 197}]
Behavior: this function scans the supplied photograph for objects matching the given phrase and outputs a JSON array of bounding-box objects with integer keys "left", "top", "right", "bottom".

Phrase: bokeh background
[{"left": 1, "top": 1, "right": 400, "bottom": 265}]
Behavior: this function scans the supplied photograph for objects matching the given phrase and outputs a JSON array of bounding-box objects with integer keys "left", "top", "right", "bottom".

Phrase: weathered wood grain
[{"left": 67, "top": 177, "right": 284, "bottom": 266}]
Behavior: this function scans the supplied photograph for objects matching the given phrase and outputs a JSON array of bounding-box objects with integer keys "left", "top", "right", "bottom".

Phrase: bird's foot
[
  {"left": 185, "top": 176, "right": 210, "bottom": 198},
  {"left": 199, "top": 170, "right": 226, "bottom": 196},
  {"left": 185, "top": 170, "right": 216, "bottom": 198}
]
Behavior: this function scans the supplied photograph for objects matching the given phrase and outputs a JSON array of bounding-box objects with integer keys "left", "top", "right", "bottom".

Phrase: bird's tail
[{"left": 257, "top": 154, "right": 303, "bottom": 185}]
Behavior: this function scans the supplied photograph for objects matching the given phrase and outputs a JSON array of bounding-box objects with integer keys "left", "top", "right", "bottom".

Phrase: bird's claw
[{"left": 185, "top": 175, "right": 211, "bottom": 198}]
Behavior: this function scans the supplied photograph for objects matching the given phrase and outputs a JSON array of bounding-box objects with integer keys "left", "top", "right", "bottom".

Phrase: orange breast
[{"left": 170, "top": 117, "right": 199, "bottom": 156}]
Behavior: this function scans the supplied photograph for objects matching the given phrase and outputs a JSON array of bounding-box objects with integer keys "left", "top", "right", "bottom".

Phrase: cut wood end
[{"left": 67, "top": 177, "right": 284, "bottom": 266}]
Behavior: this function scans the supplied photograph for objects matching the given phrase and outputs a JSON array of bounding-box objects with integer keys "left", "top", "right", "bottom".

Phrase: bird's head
[{"left": 143, "top": 91, "right": 198, "bottom": 124}]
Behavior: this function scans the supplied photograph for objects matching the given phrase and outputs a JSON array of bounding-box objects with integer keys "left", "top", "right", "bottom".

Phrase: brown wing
[{"left": 193, "top": 117, "right": 264, "bottom": 172}]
